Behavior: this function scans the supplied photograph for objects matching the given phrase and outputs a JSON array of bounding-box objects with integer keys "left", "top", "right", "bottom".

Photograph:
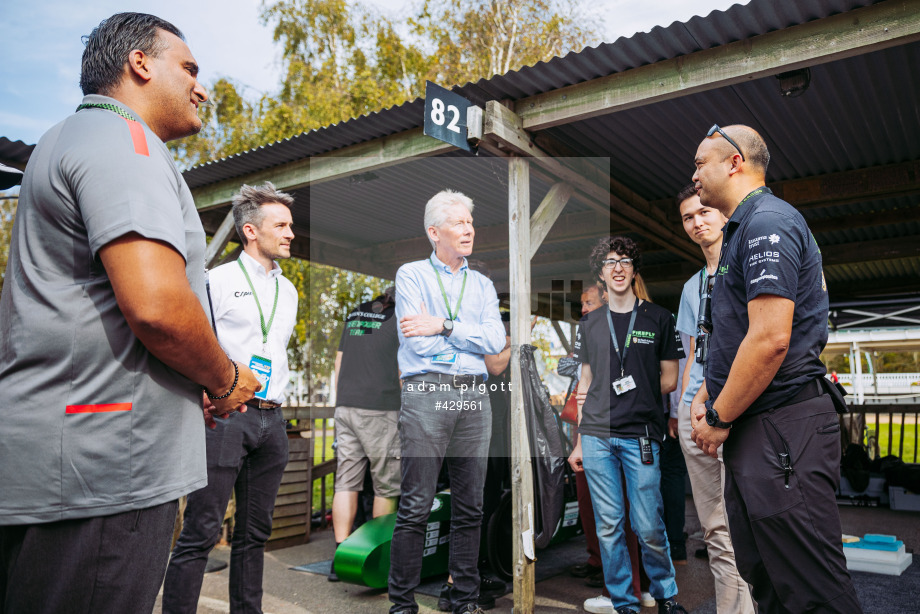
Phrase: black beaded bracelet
[{"left": 206, "top": 359, "right": 239, "bottom": 400}]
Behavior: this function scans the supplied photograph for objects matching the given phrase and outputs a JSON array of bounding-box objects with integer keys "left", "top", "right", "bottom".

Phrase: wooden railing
[{"left": 265, "top": 404, "right": 337, "bottom": 550}]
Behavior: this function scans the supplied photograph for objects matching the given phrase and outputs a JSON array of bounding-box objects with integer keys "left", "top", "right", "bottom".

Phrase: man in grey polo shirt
[{"left": 0, "top": 13, "right": 259, "bottom": 614}]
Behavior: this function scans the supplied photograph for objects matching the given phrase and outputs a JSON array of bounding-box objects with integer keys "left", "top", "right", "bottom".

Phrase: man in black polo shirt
[
  {"left": 689, "top": 124, "right": 862, "bottom": 613},
  {"left": 329, "top": 288, "right": 401, "bottom": 580},
  {"left": 569, "top": 236, "right": 687, "bottom": 614}
]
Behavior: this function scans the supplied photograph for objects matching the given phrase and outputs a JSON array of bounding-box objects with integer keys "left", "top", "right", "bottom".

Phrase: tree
[
  {"left": 0, "top": 196, "right": 17, "bottom": 298},
  {"left": 170, "top": 78, "right": 264, "bottom": 170},
  {"left": 411, "top": 0, "right": 601, "bottom": 86},
  {"left": 281, "top": 258, "right": 388, "bottom": 395}
]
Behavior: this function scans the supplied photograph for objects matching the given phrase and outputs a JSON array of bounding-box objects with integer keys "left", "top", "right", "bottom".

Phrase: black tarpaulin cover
[{"left": 520, "top": 344, "right": 567, "bottom": 549}]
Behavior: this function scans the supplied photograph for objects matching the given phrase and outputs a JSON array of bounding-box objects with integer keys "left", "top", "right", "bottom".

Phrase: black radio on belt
[
  {"left": 696, "top": 273, "right": 715, "bottom": 364},
  {"left": 639, "top": 437, "right": 654, "bottom": 465}
]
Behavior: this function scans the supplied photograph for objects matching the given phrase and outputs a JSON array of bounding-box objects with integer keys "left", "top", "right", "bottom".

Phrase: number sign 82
[{"left": 430, "top": 98, "right": 461, "bottom": 133}]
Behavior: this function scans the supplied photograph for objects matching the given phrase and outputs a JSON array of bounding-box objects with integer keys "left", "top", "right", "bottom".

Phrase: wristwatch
[
  {"left": 704, "top": 399, "right": 733, "bottom": 429},
  {"left": 439, "top": 319, "right": 454, "bottom": 337}
]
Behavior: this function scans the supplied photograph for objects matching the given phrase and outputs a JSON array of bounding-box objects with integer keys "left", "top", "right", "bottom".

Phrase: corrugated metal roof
[
  {"left": 183, "top": 0, "right": 884, "bottom": 190},
  {"left": 0, "top": 137, "right": 34, "bottom": 168},
  {"left": 183, "top": 0, "right": 917, "bottom": 308}
]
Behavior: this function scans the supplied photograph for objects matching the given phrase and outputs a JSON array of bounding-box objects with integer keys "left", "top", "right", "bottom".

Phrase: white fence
[{"left": 835, "top": 373, "right": 920, "bottom": 396}]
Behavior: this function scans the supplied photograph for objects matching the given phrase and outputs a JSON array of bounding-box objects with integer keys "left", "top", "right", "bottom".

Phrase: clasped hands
[
  {"left": 202, "top": 361, "right": 262, "bottom": 428},
  {"left": 689, "top": 399, "right": 730, "bottom": 459}
]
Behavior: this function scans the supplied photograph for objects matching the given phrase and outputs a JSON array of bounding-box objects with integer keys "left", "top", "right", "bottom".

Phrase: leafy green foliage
[{"left": 0, "top": 196, "right": 17, "bottom": 298}]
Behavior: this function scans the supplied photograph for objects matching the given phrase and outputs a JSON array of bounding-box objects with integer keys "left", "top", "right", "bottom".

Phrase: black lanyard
[{"left": 606, "top": 298, "right": 639, "bottom": 379}]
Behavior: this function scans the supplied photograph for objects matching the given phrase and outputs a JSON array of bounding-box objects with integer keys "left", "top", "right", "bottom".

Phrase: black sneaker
[
  {"left": 618, "top": 608, "right": 639, "bottom": 614},
  {"left": 328, "top": 543, "right": 340, "bottom": 582},
  {"left": 585, "top": 570, "right": 605, "bottom": 588},
  {"left": 480, "top": 576, "right": 506, "bottom": 596},
  {"left": 437, "top": 583, "right": 452, "bottom": 611},
  {"left": 454, "top": 604, "right": 485, "bottom": 614},
  {"left": 569, "top": 561, "right": 602, "bottom": 577},
  {"left": 658, "top": 598, "right": 689, "bottom": 613}
]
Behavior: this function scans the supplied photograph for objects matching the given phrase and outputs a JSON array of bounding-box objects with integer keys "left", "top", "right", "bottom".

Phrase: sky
[{"left": 0, "top": 0, "right": 743, "bottom": 145}]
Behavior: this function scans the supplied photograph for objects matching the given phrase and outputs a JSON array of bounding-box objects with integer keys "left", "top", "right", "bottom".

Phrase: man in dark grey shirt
[{"left": 0, "top": 13, "right": 258, "bottom": 614}]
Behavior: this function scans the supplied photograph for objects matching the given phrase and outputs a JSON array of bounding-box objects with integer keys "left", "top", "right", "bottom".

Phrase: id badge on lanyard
[
  {"left": 250, "top": 354, "right": 272, "bottom": 400},
  {"left": 613, "top": 374, "right": 636, "bottom": 396},
  {"left": 238, "top": 259, "right": 279, "bottom": 401},
  {"left": 607, "top": 299, "right": 639, "bottom": 396}
]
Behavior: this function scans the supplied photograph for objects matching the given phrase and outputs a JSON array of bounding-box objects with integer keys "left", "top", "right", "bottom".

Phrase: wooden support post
[
  {"left": 508, "top": 156, "right": 536, "bottom": 613},
  {"left": 205, "top": 211, "right": 236, "bottom": 269},
  {"left": 529, "top": 182, "right": 573, "bottom": 259}
]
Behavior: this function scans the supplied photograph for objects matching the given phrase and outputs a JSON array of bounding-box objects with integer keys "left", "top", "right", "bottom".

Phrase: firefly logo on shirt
[{"left": 630, "top": 330, "right": 656, "bottom": 345}]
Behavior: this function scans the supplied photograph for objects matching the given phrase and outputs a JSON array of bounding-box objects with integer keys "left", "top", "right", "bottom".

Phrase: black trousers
[
  {"left": 723, "top": 392, "right": 863, "bottom": 614},
  {"left": 163, "top": 407, "right": 289, "bottom": 614},
  {"left": 0, "top": 500, "right": 178, "bottom": 614}
]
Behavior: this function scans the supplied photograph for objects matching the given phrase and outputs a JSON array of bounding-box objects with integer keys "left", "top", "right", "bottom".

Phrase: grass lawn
[
  {"left": 865, "top": 420, "right": 919, "bottom": 463},
  {"left": 312, "top": 418, "right": 336, "bottom": 513}
]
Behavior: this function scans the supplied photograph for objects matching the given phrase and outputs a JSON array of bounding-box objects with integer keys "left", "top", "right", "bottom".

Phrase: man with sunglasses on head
[
  {"left": 568, "top": 236, "right": 687, "bottom": 614},
  {"left": 690, "top": 125, "right": 862, "bottom": 613},
  {"left": 674, "top": 186, "right": 754, "bottom": 614}
]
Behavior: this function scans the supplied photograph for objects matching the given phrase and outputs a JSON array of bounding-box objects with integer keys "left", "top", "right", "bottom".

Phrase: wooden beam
[
  {"left": 191, "top": 128, "right": 455, "bottom": 211},
  {"left": 550, "top": 319, "right": 572, "bottom": 354},
  {"left": 483, "top": 101, "right": 700, "bottom": 262},
  {"left": 516, "top": 0, "right": 920, "bottom": 130},
  {"left": 807, "top": 205, "right": 920, "bottom": 233},
  {"left": 651, "top": 160, "right": 920, "bottom": 224},
  {"left": 354, "top": 209, "right": 628, "bottom": 265},
  {"left": 301, "top": 236, "right": 397, "bottom": 280},
  {"left": 529, "top": 182, "right": 574, "bottom": 258},
  {"left": 216, "top": 244, "right": 243, "bottom": 268},
  {"left": 821, "top": 235, "right": 920, "bottom": 266},
  {"left": 532, "top": 131, "right": 672, "bottom": 228},
  {"left": 776, "top": 160, "right": 920, "bottom": 210},
  {"left": 205, "top": 211, "right": 237, "bottom": 268},
  {"left": 508, "top": 156, "right": 536, "bottom": 613}
]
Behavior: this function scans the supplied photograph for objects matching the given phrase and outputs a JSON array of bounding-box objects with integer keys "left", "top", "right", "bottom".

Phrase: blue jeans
[
  {"left": 163, "top": 407, "right": 289, "bottom": 614},
  {"left": 582, "top": 435, "right": 678, "bottom": 610},
  {"left": 388, "top": 379, "right": 491, "bottom": 613}
]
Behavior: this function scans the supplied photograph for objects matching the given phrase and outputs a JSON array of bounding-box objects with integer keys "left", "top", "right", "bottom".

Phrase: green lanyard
[
  {"left": 428, "top": 258, "right": 467, "bottom": 321},
  {"left": 76, "top": 102, "right": 137, "bottom": 121},
  {"left": 238, "top": 259, "right": 279, "bottom": 345}
]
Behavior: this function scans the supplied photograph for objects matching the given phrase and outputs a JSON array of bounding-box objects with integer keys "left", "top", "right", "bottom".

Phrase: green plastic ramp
[{"left": 333, "top": 492, "right": 453, "bottom": 588}]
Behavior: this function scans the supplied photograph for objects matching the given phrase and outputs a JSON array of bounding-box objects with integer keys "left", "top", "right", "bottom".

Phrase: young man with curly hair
[{"left": 568, "top": 236, "right": 688, "bottom": 614}]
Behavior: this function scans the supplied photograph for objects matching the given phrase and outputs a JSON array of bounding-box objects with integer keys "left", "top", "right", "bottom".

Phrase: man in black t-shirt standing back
[
  {"left": 329, "top": 288, "right": 401, "bottom": 580},
  {"left": 568, "top": 236, "right": 687, "bottom": 614}
]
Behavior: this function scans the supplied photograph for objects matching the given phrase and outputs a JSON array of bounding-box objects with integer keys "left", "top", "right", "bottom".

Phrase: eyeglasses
[
  {"left": 602, "top": 258, "right": 634, "bottom": 270},
  {"left": 707, "top": 124, "right": 745, "bottom": 162}
]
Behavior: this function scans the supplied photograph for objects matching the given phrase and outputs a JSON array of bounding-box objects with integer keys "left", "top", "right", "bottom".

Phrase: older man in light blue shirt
[{"left": 389, "top": 190, "right": 505, "bottom": 614}]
